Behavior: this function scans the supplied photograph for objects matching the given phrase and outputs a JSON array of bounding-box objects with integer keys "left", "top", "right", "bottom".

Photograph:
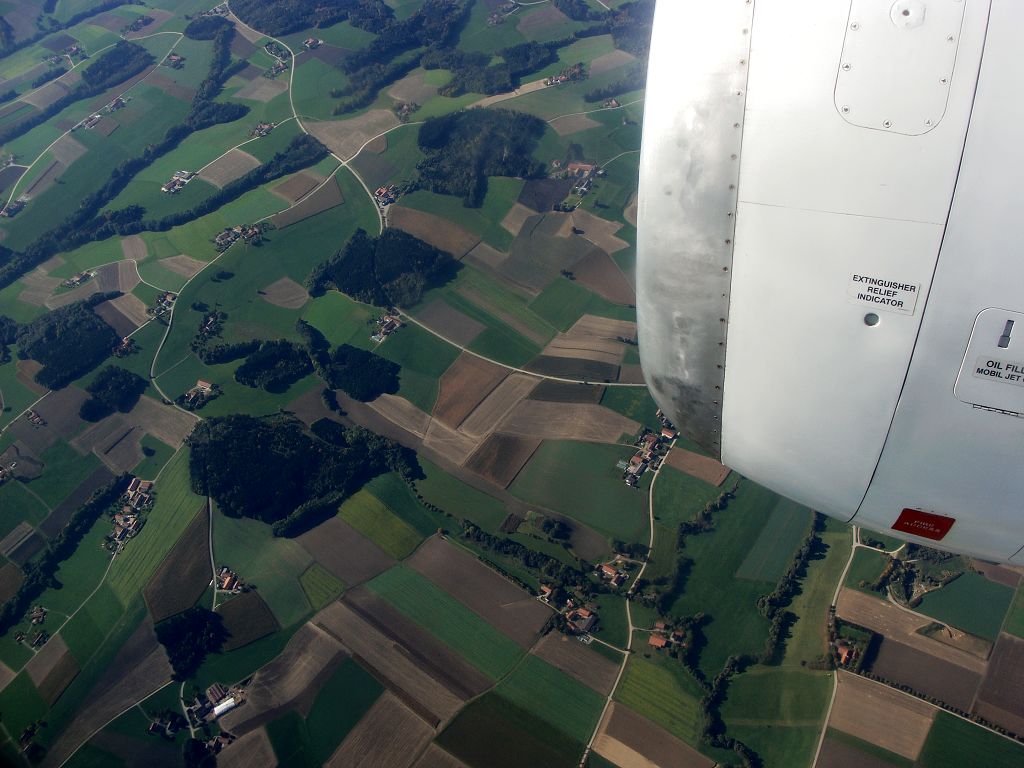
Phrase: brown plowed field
[
  {"left": 7, "top": 530, "right": 44, "bottom": 566},
  {"left": 972, "top": 561, "right": 1022, "bottom": 588},
  {"left": 104, "top": 293, "right": 150, "bottom": 329},
  {"left": 867, "top": 638, "right": 981, "bottom": 711},
  {"left": 271, "top": 171, "right": 322, "bottom": 203},
  {"left": 23, "top": 158, "right": 63, "bottom": 199},
  {"left": 344, "top": 586, "right": 492, "bottom": 699},
  {"left": 516, "top": 3, "right": 570, "bottom": 32},
  {"left": 40, "top": 465, "right": 116, "bottom": 538},
  {"left": 15, "top": 360, "right": 45, "bottom": 393},
  {"left": 618, "top": 364, "right": 646, "bottom": 384},
  {"left": 31, "top": 385, "right": 88, "bottom": 439},
  {"left": 23, "top": 81, "right": 72, "bottom": 110},
  {"left": 48, "top": 134, "right": 87, "bottom": 165},
  {"left": 306, "top": 109, "right": 400, "bottom": 161},
  {"left": 543, "top": 337, "right": 624, "bottom": 366},
  {"left": 551, "top": 113, "right": 601, "bottom": 136},
  {"left": 665, "top": 449, "right": 731, "bottom": 487},
  {"left": 218, "top": 727, "right": 278, "bottom": 768},
  {"left": 0, "top": 662, "right": 14, "bottom": 695},
  {"left": 261, "top": 276, "right": 308, "bottom": 309},
  {"left": 144, "top": 508, "right": 211, "bottom": 622},
  {"left": 120, "top": 234, "right": 147, "bottom": 262},
  {"left": 198, "top": 149, "right": 261, "bottom": 188},
  {"left": 271, "top": 174, "right": 343, "bottom": 228},
  {"left": 0, "top": 522, "right": 34, "bottom": 558},
  {"left": 416, "top": 301, "right": 485, "bottom": 346},
  {"left": 92, "top": 117, "right": 119, "bottom": 137},
  {"left": 368, "top": 394, "right": 430, "bottom": 438},
  {"left": 464, "top": 433, "right": 539, "bottom": 488},
  {"left": 0, "top": 164, "right": 25, "bottom": 196},
  {"left": 125, "top": 396, "right": 197, "bottom": 447},
  {"left": 315, "top": 600, "right": 465, "bottom": 726},
  {"left": 0, "top": 441, "right": 42, "bottom": 480},
  {"left": 78, "top": 417, "right": 143, "bottom": 473},
  {"left": 94, "top": 300, "right": 137, "bottom": 337},
  {"left": 297, "top": 517, "right": 395, "bottom": 586},
  {"left": 158, "top": 254, "right": 206, "bottom": 278},
  {"left": 590, "top": 49, "right": 637, "bottom": 76},
  {"left": 27, "top": 635, "right": 80, "bottom": 705},
  {"left": 431, "top": 353, "right": 507, "bottom": 428},
  {"left": 526, "top": 354, "right": 619, "bottom": 382},
  {"left": 219, "top": 591, "right": 281, "bottom": 651},
  {"left": 817, "top": 737, "right": 896, "bottom": 768},
  {"left": 457, "top": 374, "right": 537, "bottom": 439},
  {"left": 45, "top": 260, "right": 139, "bottom": 310},
  {"left": 146, "top": 70, "right": 195, "bottom": 101},
  {"left": 500, "top": 203, "right": 536, "bottom": 237},
  {"left": 456, "top": 283, "right": 550, "bottom": 345},
  {"left": 218, "top": 623, "right": 345, "bottom": 735},
  {"left": 498, "top": 401, "right": 638, "bottom": 444},
  {"left": 594, "top": 703, "right": 712, "bottom": 768},
  {"left": 326, "top": 692, "right": 434, "bottom": 768},
  {"left": 0, "top": 563, "right": 24, "bottom": 604},
  {"left": 285, "top": 386, "right": 340, "bottom": 427},
  {"left": 531, "top": 633, "right": 620, "bottom": 695},
  {"left": 17, "top": 268, "right": 61, "bottom": 306},
  {"left": 26, "top": 635, "right": 71, "bottom": 687},
  {"left": 413, "top": 744, "right": 469, "bottom": 768},
  {"left": 388, "top": 70, "right": 439, "bottom": 106},
  {"left": 464, "top": 241, "right": 507, "bottom": 269},
  {"left": 407, "top": 537, "right": 549, "bottom": 648},
  {"left": 518, "top": 178, "right": 575, "bottom": 213},
  {"left": 828, "top": 671, "right": 935, "bottom": 759},
  {"left": 389, "top": 206, "right": 480, "bottom": 259},
  {"left": 572, "top": 249, "right": 635, "bottom": 305},
  {"left": 362, "top": 134, "right": 387, "bottom": 154},
  {"left": 422, "top": 418, "right": 478, "bottom": 467},
  {"left": 974, "top": 634, "right": 1024, "bottom": 734},
  {"left": 835, "top": 588, "right": 987, "bottom": 674},
  {"left": 528, "top": 380, "right": 604, "bottom": 403}
]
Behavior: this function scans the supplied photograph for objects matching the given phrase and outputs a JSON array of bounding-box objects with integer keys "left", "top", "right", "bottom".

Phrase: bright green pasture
[
  {"left": 374, "top": 321, "right": 460, "bottom": 412},
  {"left": 338, "top": 489, "right": 423, "bottom": 560},
  {"left": 915, "top": 571, "right": 1014, "bottom": 641},
  {"left": 363, "top": 472, "right": 447, "bottom": 537},
  {"left": 416, "top": 457, "right": 507, "bottom": 533},
  {"left": 32, "top": 441, "right": 101, "bottom": 509},
  {"left": 527, "top": 276, "right": 635, "bottom": 332},
  {"left": 614, "top": 656, "right": 705, "bottom": 746},
  {"left": 298, "top": 563, "right": 343, "bottom": 610},
  {"left": 917, "top": 712, "right": 1024, "bottom": 768}
]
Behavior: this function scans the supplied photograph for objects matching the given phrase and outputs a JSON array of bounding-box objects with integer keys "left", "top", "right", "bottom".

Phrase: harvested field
[
  {"left": 531, "top": 633, "right": 619, "bottom": 695},
  {"left": 26, "top": 635, "right": 79, "bottom": 706},
  {"left": 7, "top": 530, "right": 44, "bottom": 565},
  {"left": 40, "top": 33, "right": 76, "bottom": 52},
  {"left": 23, "top": 158, "right": 63, "bottom": 199},
  {"left": 431, "top": 353, "right": 508, "bottom": 429},
  {"left": 562, "top": 314, "right": 636, "bottom": 347},
  {"left": 389, "top": 206, "right": 480, "bottom": 259},
  {"left": 0, "top": 562, "right": 24, "bottom": 604},
  {"left": 618, "top": 364, "right": 646, "bottom": 384},
  {"left": 233, "top": 63, "right": 262, "bottom": 82},
  {"left": 261, "top": 276, "right": 309, "bottom": 309},
  {"left": 17, "top": 267, "right": 62, "bottom": 306},
  {"left": 271, "top": 171, "right": 322, "bottom": 203},
  {"left": 297, "top": 516, "right": 395, "bottom": 586},
  {"left": 464, "top": 433, "right": 539, "bottom": 488},
  {"left": 828, "top": 671, "right": 935, "bottom": 760},
  {"left": 146, "top": 70, "right": 195, "bottom": 101},
  {"left": 306, "top": 110, "right": 400, "bottom": 161},
  {"left": 526, "top": 354, "right": 619, "bottom": 382},
  {"left": 40, "top": 619, "right": 173, "bottom": 768},
  {"left": 572, "top": 249, "right": 635, "bottom": 305},
  {"left": 230, "top": 33, "right": 258, "bottom": 58},
  {"left": 836, "top": 588, "right": 987, "bottom": 674},
  {"left": 518, "top": 177, "right": 575, "bottom": 213},
  {"left": 458, "top": 373, "right": 537, "bottom": 439},
  {"left": 973, "top": 561, "right": 1022, "bottom": 588},
  {"left": 551, "top": 112, "right": 601, "bottom": 136},
  {"left": 456, "top": 282, "right": 549, "bottom": 345},
  {"left": 49, "top": 134, "right": 87, "bottom": 167},
  {"left": 0, "top": 441, "right": 43, "bottom": 480},
  {"left": 528, "top": 380, "right": 604, "bottom": 403},
  {"left": 326, "top": 692, "right": 434, "bottom": 768},
  {"left": 123, "top": 8, "right": 173, "bottom": 37},
  {"left": 29, "top": 385, "right": 88, "bottom": 439},
  {"left": 572, "top": 208, "right": 630, "bottom": 253},
  {"left": 544, "top": 334, "right": 625, "bottom": 366},
  {"left": 500, "top": 202, "right": 536, "bottom": 237},
  {"left": 198, "top": 149, "right": 261, "bottom": 189},
  {"left": 499, "top": 401, "right": 638, "bottom": 444},
  {"left": 363, "top": 135, "right": 387, "bottom": 154},
  {"left": 45, "top": 260, "right": 140, "bottom": 310},
  {"left": 665, "top": 449, "right": 731, "bottom": 487},
  {"left": 144, "top": 508, "right": 211, "bottom": 622},
  {"left": 22, "top": 80, "right": 71, "bottom": 110},
  {"left": 464, "top": 241, "right": 507, "bottom": 269},
  {"left": 219, "top": 623, "right": 345, "bottom": 735},
  {"left": 310, "top": 44, "right": 349, "bottom": 67},
  {"left": 87, "top": 419, "right": 143, "bottom": 473},
  {"left": 219, "top": 591, "right": 281, "bottom": 651},
  {"left": 271, "top": 174, "right": 344, "bottom": 227},
  {"left": 235, "top": 76, "right": 288, "bottom": 102},
  {"left": 0, "top": 521, "right": 34, "bottom": 558},
  {"left": 92, "top": 116, "right": 119, "bottom": 136},
  {"left": 817, "top": 737, "right": 896, "bottom": 768},
  {"left": 590, "top": 49, "right": 638, "bottom": 76},
  {"left": 369, "top": 394, "right": 431, "bottom": 438},
  {"left": 516, "top": 3, "right": 570, "bottom": 32},
  {"left": 413, "top": 744, "right": 468, "bottom": 768},
  {"left": 975, "top": 634, "right": 1024, "bottom": 734},
  {"left": 388, "top": 70, "right": 439, "bottom": 106},
  {"left": 40, "top": 465, "right": 116, "bottom": 538},
  {"left": 158, "top": 253, "right": 205, "bottom": 279},
  {"left": 0, "top": 662, "right": 13, "bottom": 694},
  {"left": 218, "top": 727, "right": 278, "bottom": 768},
  {"left": 868, "top": 638, "right": 982, "bottom": 711},
  {"left": 422, "top": 418, "right": 479, "bottom": 467},
  {"left": 96, "top": 293, "right": 150, "bottom": 332},
  {"left": 315, "top": 600, "right": 464, "bottom": 725},
  {"left": 124, "top": 395, "right": 197, "bottom": 447},
  {"left": 416, "top": 300, "right": 485, "bottom": 346},
  {"left": 624, "top": 193, "right": 638, "bottom": 226},
  {"left": 0, "top": 164, "right": 25, "bottom": 195},
  {"left": 594, "top": 703, "right": 713, "bottom": 768},
  {"left": 285, "top": 386, "right": 341, "bottom": 427},
  {"left": 406, "top": 537, "right": 549, "bottom": 648},
  {"left": 344, "top": 586, "right": 492, "bottom": 699}
]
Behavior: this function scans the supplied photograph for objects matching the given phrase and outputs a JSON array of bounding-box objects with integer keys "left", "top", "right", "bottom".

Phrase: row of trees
[{"left": 228, "top": 0, "right": 368, "bottom": 37}]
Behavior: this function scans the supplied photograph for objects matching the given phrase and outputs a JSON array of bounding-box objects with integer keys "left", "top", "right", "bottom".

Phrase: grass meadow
[{"left": 338, "top": 490, "right": 423, "bottom": 560}]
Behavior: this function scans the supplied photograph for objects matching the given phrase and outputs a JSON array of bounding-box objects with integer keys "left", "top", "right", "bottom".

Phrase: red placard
[{"left": 891, "top": 508, "right": 955, "bottom": 541}]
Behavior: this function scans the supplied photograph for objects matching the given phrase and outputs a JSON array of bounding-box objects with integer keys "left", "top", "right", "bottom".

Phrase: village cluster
[
  {"left": 373, "top": 183, "right": 400, "bottom": 207},
  {"left": 213, "top": 222, "right": 265, "bottom": 251},
  {"left": 146, "top": 290, "right": 178, "bottom": 319},
  {"left": 544, "top": 62, "right": 586, "bottom": 87},
  {"left": 160, "top": 169, "right": 195, "bottom": 194},
  {"left": 61, "top": 270, "right": 94, "bottom": 289},
  {"left": 14, "top": 607, "right": 48, "bottom": 650},
  {"left": 617, "top": 419, "right": 676, "bottom": 488},
  {"left": 105, "top": 476, "right": 154, "bottom": 553},
  {"left": 181, "top": 378, "right": 220, "bottom": 410},
  {"left": 486, "top": 2, "right": 520, "bottom": 26},
  {"left": 646, "top": 620, "right": 688, "bottom": 651}
]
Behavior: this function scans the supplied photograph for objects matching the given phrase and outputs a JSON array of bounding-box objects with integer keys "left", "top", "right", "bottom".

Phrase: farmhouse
[
  {"left": 648, "top": 633, "right": 668, "bottom": 649},
  {"left": 161, "top": 169, "right": 195, "bottom": 194},
  {"left": 167, "top": 52, "right": 185, "bottom": 68},
  {"left": 374, "top": 184, "right": 399, "bottom": 206},
  {"left": 24, "top": 409, "right": 45, "bottom": 427},
  {"left": 62, "top": 271, "right": 93, "bottom": 289},
  {"left": 566, "top": 607, "right": 597, "bottom": 634},
  {"left": 251, "top": 122, "right": 275, "bottom": 137},
  {"left": 106, "top": 96, "right": 127, "bottom": 112},
  {"left": 372, "top": 313, "right": 402, "bottom": 342},
  {"left": 597, "top": 563, "right": 627, "bottom": 587},
  {"left": 303, "top": 37, "right": 322, "bottom": 49},
  {"left": 82, "top": 114, "right": 102, "bottom": 130},
  {"left": 217, "top": 565, "right": 244, "bottom": 593},
  {"left": 539, "top": 585, "right": 553, "bottom": 602},
  {"left": 0, "top": 199, "right": 25, "bottom": 217},
  {"left": 124, "top": 477, "right": 154, "bottom": 511}
]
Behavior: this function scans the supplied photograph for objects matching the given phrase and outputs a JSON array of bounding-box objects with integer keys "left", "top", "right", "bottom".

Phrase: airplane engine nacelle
[{"left": 637, "top": 0, "right": 1024, "bottom": 562}]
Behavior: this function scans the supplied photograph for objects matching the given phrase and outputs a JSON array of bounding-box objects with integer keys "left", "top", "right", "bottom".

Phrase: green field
[
  {"left": 728, "top": 724, "right": 821, "bottom": 768},
  {"left": 599, "top": 386, "right": 661, "bottom": 431},
  {"left": 0, "top": 671, "right": 47, "bottom": 738},
  {"left": 416, "top": 457, "right": 507, "bottom": 533},
  {"left": 374, "top": 322, "right": 461, "bottom": 413},
  {"left": 0, "top": 356, "right": 42, "bottom": 431},
  {"left": 267, "top": 658, "right": 383, "bottom": 767},
  {"left": 824, "top": 729, "right": 913, "bottom": 768},
  {"left": 527, "top": 277, "right": 635, "bottom": 332},
  {"left": 1005, "top": 586, "right": 1024, "bottom": 639},
  {"left": 32, "top": 441, "right": 101, "bottom": 509},
  {"left": 843, "top": 547, "right": 891, "bottom": 594},
  {"left": 302, "top": 291, "right": 378, "bottom": 348},
  {"left": 0, "top": 479, "right": 49, "bottom": 537},
  {"left": 915, "top": 571, "right": 1014, "bottom": 641},
  {"left": 614, "top": 656, "right": 705, "bottom": 746},
  {"left": 650, "top": 466, "right": 722, "bottom": 530},
  {"left": 398, "top": 177, "right": 523, "bottom": 251},
  {"left": 734, "top": 498, "right": 812, "bottom": 582},
  {"left": 131, "top": 434, "right": 176, "bottom": 481},
  {"left": 367, "top": 563, "right": 523, "bottom": 679},
  {"left": 338, "top": 489, "right": 423, "bottom": 560},
  {"left": 509, "top": 441, "right": 648, "bottom": 542},
  {"left": 38, "top": 517, "right": 112, "bottom": 618},
  {"left": 363, "top": 472, "right": 447, "bottom": 537},
  {"left": 60, "top": 582, "right": 124, "bottom": 665},
  {"left": 299, "top": 563, "right": 343, "bottom": 611},
  {"left": 721, "top": 667, "right": 831, "bottom": 725},
  {"left": 591, "top": 594, "right": 629, "bottom": 649},
  {"left": 917, "top": 712, "right": 1024, "bottom": 768}
]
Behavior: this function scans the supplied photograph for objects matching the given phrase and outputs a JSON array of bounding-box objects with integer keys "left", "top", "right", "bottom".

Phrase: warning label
[
  {"left": 847, "top": 273, "right": 919, "bottom": 315},
  {"left": 973, "top": 356, "right": 1024, "bottom": 386}
]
